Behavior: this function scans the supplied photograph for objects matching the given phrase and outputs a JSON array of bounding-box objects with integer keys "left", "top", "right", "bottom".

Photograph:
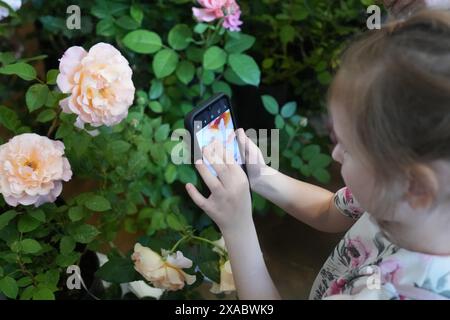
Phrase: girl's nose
[{"left": 332, "top": 145, "right": 342, "bottom": 164}]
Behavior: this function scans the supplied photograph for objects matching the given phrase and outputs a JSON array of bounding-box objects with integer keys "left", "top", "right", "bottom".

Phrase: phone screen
[{"left": 195, "top": 106, "right": 243, "bottom": 177}]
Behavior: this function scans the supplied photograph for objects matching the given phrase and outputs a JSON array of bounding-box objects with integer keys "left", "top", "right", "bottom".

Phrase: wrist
[{"left": 251, "top": 165, "right": 277, "bottom": 194}]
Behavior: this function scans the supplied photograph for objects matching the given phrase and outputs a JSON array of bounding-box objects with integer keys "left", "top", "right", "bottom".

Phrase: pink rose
[
  {"left": 346, "top": 237, "right": 371, "bottom": 268},
  {"left": 57, "top": 43, "right": 135, "bottom": 129},
  {"left": 325, "top": 277, "right": 348, "bottom": 296},
  {"left": 379, "top": 259, "right": 402, "bottom": 285},
  {"left": 0, "top": 133, "right": 72, "bottom": 207},
  {"left": 193, "top": 0, "right": 243, "bottom": 32}
]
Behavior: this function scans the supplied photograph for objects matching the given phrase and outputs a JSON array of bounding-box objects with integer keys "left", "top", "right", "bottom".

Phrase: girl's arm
[
  {"left": 185, "top": 140, "right": 280, "bottom": 300},
  {"left": 237, "top": 129, "right": 354, "bottom": 233}
]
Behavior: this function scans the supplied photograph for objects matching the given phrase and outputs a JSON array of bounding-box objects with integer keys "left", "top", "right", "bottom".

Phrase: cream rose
[
  {"left": 0, "top": 133, "right": 72, "bottom": 207},
  {"left": 57, "top": 42, "right": 135, "bottom": 128},
  {"left": 132, "top": 243, "right": 196, "bottom": 291},
  {"left": 210, "top": 237, "right": 236, "bottom": 294}
]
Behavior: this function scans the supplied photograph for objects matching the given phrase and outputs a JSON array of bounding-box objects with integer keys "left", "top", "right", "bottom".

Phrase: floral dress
[{"left": 309, "top": 187, "right": 450, "bottom": 300}]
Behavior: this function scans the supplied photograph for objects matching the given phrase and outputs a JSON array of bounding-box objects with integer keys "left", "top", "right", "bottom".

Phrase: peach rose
[
  {"left": 210, "top": 237, "right": 236, "bottom": 294},
  {"left": 0, "top": 133, "right": 72, "bottom": 207},
  {"left": 57, "top": 42, "right": 135, "bottom": 129},
  {"left": 132, "top": 243, "right": 196, "bottom": 291},
  {"left": 210, "top": 260, "right": 236, "bottom": 294}
]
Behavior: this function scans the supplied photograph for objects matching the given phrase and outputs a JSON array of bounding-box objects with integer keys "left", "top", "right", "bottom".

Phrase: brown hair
[{"left": 328, "top": 10, "right": 450, "bottom": 214}]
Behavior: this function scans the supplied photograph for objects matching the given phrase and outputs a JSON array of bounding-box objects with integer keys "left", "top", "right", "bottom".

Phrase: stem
[
  {"left": 286, "top": 124, "right": 301, "bottom": 150},
  {"left": 47, "top": 109, "right": 61, "bottom": 138},
  {"left": 191, "top": 235, "right": 227, "bottom": 256},
  {"left": 109, "top": 241, "right": 126, "bottom": 258},
  {"left": 169, "top": 235, "right": 190, "bottom": 253}
]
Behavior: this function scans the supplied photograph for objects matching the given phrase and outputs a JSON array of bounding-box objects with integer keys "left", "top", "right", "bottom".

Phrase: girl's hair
[{"left": 328, "top": 10, "right": 450, "bottom": 214}]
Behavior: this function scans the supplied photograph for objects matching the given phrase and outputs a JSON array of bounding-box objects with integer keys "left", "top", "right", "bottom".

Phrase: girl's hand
[
  {"left": 185, "top": 138, "right": 253, "bottom": 234},
  {"left": 235, "top": 128, "right": 270, "bottom": 192}
]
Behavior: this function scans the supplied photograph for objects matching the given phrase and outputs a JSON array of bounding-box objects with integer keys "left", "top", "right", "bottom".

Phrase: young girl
[{"left": 185, "top": 10, "right": 450, "bottom": 300}]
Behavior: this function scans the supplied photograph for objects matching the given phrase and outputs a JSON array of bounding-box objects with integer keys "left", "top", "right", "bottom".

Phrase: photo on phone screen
[{"left": 195, "top": 108, "right": 243, "bottom": 177}]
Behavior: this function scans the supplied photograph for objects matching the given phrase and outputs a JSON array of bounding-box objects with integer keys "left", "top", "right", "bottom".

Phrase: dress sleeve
[{"left": 333, "top": 187, "right": 365, "bottom": 220}]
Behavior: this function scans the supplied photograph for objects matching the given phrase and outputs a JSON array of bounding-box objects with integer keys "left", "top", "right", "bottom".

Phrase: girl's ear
[{"left": 404, "top": 164, "right": 439, "bottom": 210}]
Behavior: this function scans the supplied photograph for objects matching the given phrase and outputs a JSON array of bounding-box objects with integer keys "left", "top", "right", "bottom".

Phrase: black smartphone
[{"left": 184, "top": 93, "right": 247, "bottom": 184}]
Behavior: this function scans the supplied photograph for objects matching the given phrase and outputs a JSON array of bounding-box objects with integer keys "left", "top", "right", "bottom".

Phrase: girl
[{"left": 185, "top": 10, "right": 450, "bottom": 300}]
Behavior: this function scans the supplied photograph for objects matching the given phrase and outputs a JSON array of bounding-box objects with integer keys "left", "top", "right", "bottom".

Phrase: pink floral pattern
[{"left": 310, "top": 187, "right": 450, "bottom": 300}]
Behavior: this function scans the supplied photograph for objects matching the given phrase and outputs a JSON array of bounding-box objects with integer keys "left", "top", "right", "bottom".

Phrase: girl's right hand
[{"left": 236, "top": 128, "right": 269, "bottom": 191}]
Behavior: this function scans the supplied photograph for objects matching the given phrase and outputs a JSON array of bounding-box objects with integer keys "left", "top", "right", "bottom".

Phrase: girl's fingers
[
  {"left": 203, "top": 141, "right": 231, "bottom": 185},
  {"left": 195, "top": 158, "right": 223, "bottom": 192},
  {"left": 185, "top": 183, "right": 209, "bottom": 212}
]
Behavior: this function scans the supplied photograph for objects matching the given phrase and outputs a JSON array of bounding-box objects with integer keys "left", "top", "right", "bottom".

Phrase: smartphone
[{"left": 185, "top": 93, "right": 246, "bottom": 179}]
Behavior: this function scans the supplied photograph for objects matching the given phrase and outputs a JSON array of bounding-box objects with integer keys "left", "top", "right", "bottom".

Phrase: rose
[
  {"left": 132, "top": 243, "right": 196, "bottom": 291},
  {"left": 57, "top": 42, "right": 135, "bottom": 129},
  {"left": 193, "top": 0, "right": 243, "bottom": 32},
  {"left": 0, "top": 133, "right": 72, "bottom": 207},
  {"left": 210, "top": 237, "right": 236, "bottom": 294},
  {"left": 210, "top": 260, "right": 235, "bottom": 294}
]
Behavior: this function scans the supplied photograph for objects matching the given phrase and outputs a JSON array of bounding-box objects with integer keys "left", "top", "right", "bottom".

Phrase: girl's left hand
[{"left": 185, "top": 139, "right": 253, "bottom": 234}]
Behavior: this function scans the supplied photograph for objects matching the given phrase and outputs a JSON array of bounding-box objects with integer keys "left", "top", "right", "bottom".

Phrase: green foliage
[{"left": 0, "top": 0, "right": 373, "bottom": 300}]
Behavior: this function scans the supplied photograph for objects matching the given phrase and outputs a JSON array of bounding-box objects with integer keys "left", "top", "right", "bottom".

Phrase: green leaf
[
  {"left": 176, "top": 61, "right": 195, "bottom": 85},
  {"left": 155, "top": 124, "right": 170, "bottom": 142},
  {"left": 149, "top": 79, "right": 163, "bottom": 100},
  {"left": 18, "top": 215, "right": 41, "bottom": 233},
  {"left": 60, "top": 236, "right": 76, "bottom": 255},
  {"left": 302, "top": 145, "right": 321, "bottom": 161},
  {"left": 312, "top": 168, "right": 331, "bottom": 184},
  {"left": 0, "top": 52, "right": 16, "bottom": 65},
  {"left": 275, "top": 115, "right": 285, "bottom": 129},
  {"left": 0, "top": 105, "right": 20, "bottom": 132},
  {"left": 225, "top": 34, "right": 255, "bottom": 53},
  {"left": 212, "top": 81, "right": 232, "bottom": 97},
  {"left": 96, "top": 19, "right": 115, "bottom": 37},
  {"left": 33, "top": 287, "right": 55, "bottom": 300},
  {"left": 202, "top": 69, "right": 215, "bottom": 85},
  {"left": 36, "top": 109, "right": 56, "bottom": 123},
  {"left": 309, "top": 153, "right": 333, "bottom": 170},
  {"left": 46, "top": 70, "right": 59, "bottom": 85},
  {"left": 70, "top": 224, "right": 100, "bottom": 244},
  {"left": 194, "top": 23, "right": 208, "bottom": 34},
  {"left": 168, "top": 24, "right": 192, "bottom": 51},
  {"left": 26, "top": 84, "right": 49, "bottom": 112},
  {"left": 0, "top": 210, "right": 17, "bottom": 230},
  {"left": 29, "top": 209, "right": 45, "bottom": 222},
  {"left": 20, "top": 239, "right": 42, "bottom": 254},
  {"left": 228, "top": 54, "right": 260, "bottom": 86},
  {"left": 291, "top": 156, "right": 303, "bottom": 169},
  {"left": 153, "top": 49, "right": 179, "bottom": 79},
  {"left": 203, "top": 46, "right": 227, "bottom": 71},
  {"left": 123, "top": 30, "right": 162, "bottom": 54},
  {"left": 68, "top": 206, "right": 84, "bottom": 222},
  {"left": 178, "top": 165, "right": 198, "bottom": 185},
  {"left": 130, "top": 4, "right": 144, "bottom": 25},
  {"left": 318, "top": 71, "right": 332, "bottom": 85},
  {"left": 164, "top": 164, "right": 177, "bottom": 184},
  {"left": 110, "top": 140, "right": 131, "bottom": 154},
  {"left": 149, "top": 101, "right": 163, "bottom": 113},
  {"left": 281, "top": 101, "right": 297, "bottom": 118},
  {"left": 261, "top": 95, "right": 279, "bottom": 115},
  {"left": 280, "top": 25, "right": 296, "bottom": 45},
  {"left": 0, "top": 62, "right": 36, "bottom": 81},
  {"left": 0, "top": 276, "right": 18, "bottom": 299},
  {"left": 115, "top": 15, "right": 139, "bottom": 30},
  {"left": 166, "top": 213, "right": 184, "bottom": 231},
  {"left": 95, "top": 256, "right": 138, "bottom": 284},
  {"left": 84, "top": 195, "right": 111, "bottom": 212}
]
